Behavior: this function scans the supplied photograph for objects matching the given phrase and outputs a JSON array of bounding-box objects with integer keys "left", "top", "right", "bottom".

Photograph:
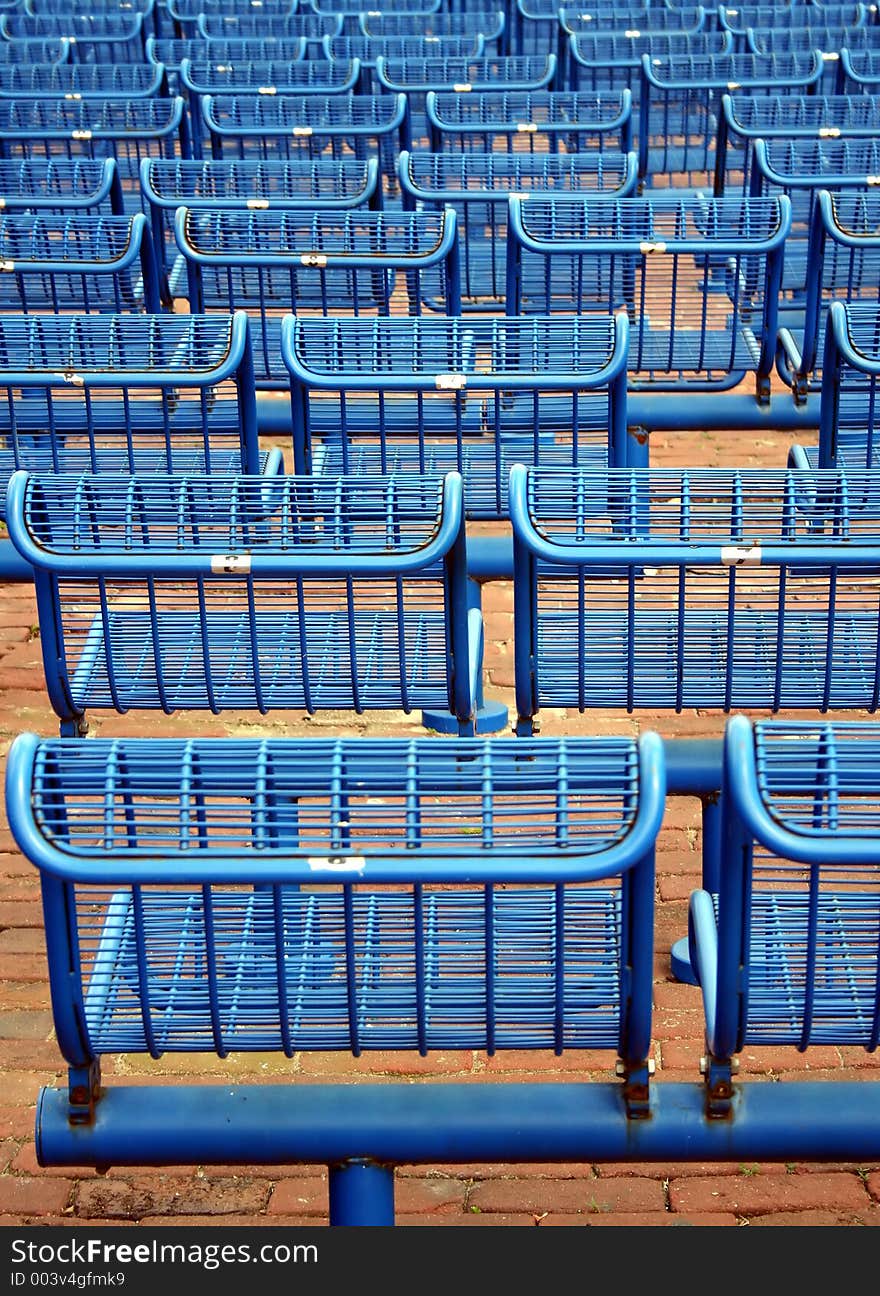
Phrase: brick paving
[{"left": 0, "top": 419, "right": 878, "bottom": 1227}]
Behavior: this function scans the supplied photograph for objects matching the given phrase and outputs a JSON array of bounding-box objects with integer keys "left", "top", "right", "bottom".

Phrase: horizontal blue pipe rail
[{"left": 37, "top": 1081, "right": 880, "bottom": 1168}]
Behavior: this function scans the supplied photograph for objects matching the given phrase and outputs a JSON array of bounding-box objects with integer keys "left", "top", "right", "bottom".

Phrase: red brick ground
[{"left": 0, "top": 420, "right": 878, "bottom": 1227}]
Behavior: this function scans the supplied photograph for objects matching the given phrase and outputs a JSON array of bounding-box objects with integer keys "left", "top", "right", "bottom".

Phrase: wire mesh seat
[
  {"left": 142, "top": 156, "right": 381, "bottom": 286},
  {"left": 0, "top": 158, "right": 123, "bottom": 215},
  {"left": 195, "top": 12, "right": 343, "bottom": 50},
  {"left": 0, "top": 312, "right": 275, "bottom": 503},
  {"left": 201, "top": 93, "right": 409, "bottom": 192},
  {"left": 6, "top": 470, "right": 487, "bottom": 732},
  {"left": 506, "top": 193, "right": 790, "bottom": 400},
  {"left": 283, "top": 313, "right": 629, "bottom": 519},
  {"left": 639, "top": 51, "right": 824, "bottom": 187},
  {"left": 145, "top": 37, "right": 309, "bottom": 93},
  {"left": 323, "top": 35, "right": 486, "bottom": 92},
  {"left": 689, "top": 716, "right": 880, "bottom": 1088},
  {"left": 5, "top": 729, "right": 663, "bottom": 1068},
  {"left": 175, "top": 206, "right": 460, "bottom": 387},
  {"left": 779, "top": 190, "right": 880, "bottom": 398},
  {"left": 359, "top": 10, "right": 507, "bottom": 47},
  {"left": 0, "top": 211, "right": 161, "bottom": 314},
  {"left": 399, "top": 148, "right": 639, "bottom": 311},
  {"left": 425, "top": 88, "right": 634, "bottom": 154},
  {"left": 510, "top": 464, "right": 880, "bottom": 731}
]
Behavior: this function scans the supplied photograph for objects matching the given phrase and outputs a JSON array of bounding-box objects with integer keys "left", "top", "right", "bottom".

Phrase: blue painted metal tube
[
  {"left": 329, "top": 1160, "right": 395, "bottom": 1227},
  {"left": 36, "top": 1081, "right": 880, "bottom": 1166},
  {"left": 0, "top": 540, "right": 33, "bottom": 582},
  {"left": 252, "top": 392, "right": 823, "bottom": 438}
]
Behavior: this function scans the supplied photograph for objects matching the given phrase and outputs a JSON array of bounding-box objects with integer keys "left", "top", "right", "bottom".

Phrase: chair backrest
[
  {"left": 0, "top": 158, "right": 123, "bottom": 215},
  {"left": 323, "top": 34, "right": 485, "bottom": 90},
  {"left": 0, "top": 211, "right": 161, "bottom": 314},
  {"left": 398, "top": 148, "right": 639, "bottom": 309},
  {"left": 0, "top": 37, "right": 70, "bottom": 65},
  {"left": 510, "top": 464, "right": 880, "bottom": 726},
  {"left": 5, "top": 728, "right": 663, "bottom": 1065},
  {"left": 692, "top": 715, "right": 880, "bottom": 1067},
  {"left": 283, "top": 313, "right": 629, "bottom": 518},
  {"left": 0, "top": 61, "right": 166, "bottom": 99},
  {"left": 568, "top": 29, "right": 732, "bottom": 95},
  {"left": 174, "top": 205, "right": 461, "bottom": 387},
  {"left": 506, "top": 193, "right": 790, "bottom": 400},
  {"left": 145, "top": 36, "right": 309, "bottom": 91},
  {"left": 7, "top": 470, "right": 479, "bottom": 732},
  {"left": 0, "top": 311, "right": 264, "bottom": 501},
  {"left": 425, "top": 88, "right": 633, "bottom": 154},
  {"left": 0, "top": 13, "right": 146, "bottom": 63},
  {"left": 360, "top": 10, "right": 506, "bottom": 46},
  {"left": 169, "top": 0, "right": 297, "bottom": 39}
]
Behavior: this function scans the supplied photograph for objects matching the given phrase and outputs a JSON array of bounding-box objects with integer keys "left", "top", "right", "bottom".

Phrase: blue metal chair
[
  {"left": 560, "top": 8, "right": 708, "bottom": 85},
  {"left": 0, "top": 13, "right": 147, "bottom": 63},
  {"left": 146, "top": 36, "right": 309, "bottom": 93},
  {"left": 791, "top": 299, "right": 880, "bottom": 469},
  {"left": 425, "top": 88, "right": 634, "bottom": 155},
  {"left": 690, "top": 716, "right": 880, "bottom": 1116},
  {"left": 510, "top": 463, "right": 880, "bottom": 733},
  {"left": 506, "top": 194, "right": 790, "bottom": 404},
  {"left": 142, "top": 156, "right": 381, "bottom": 291},
  {"left": 180, "top": 58, "right": 361, "bottom": 157},
  {"left": 639, "top": 51, "right": 824, "bottom": 187},
  {"left": 568, "top": 29, "right": 732, "bottom": 96},
  {"left": 399, "top": 148, "right": 639, "bottom": 310},
  {"left": 0, "top": 312, "right": 275, "bottom": 502},
  {"left": 0, "top": 61, "right": 167, "bottom": 99},
  {"left": 746, "top": 17, "right": 876, "bottom": 87},
  {"left": 282, "top": 313, "right": 629, "bottom": 518},
  {"left": 322, "top": 35, "right": 486, "bottom": 94},
  {"left": 779, "top": 190, "right": 880, "bottom": 399},
  {"left": 201, "top": 93, "right": 410, "bottom": 193},
  {"left": 377, "top": 53, "right": 558, "bottom": 147},
  {"left": 174, "top": 206, "right": 461, "bottom": 387},
  {"left": 718, "top": 3, "right": 800, "bottom": 48},
  {"left": 0, "top": 211, "right": 162, "bottom": 314},
  {"left": 5, "top": 726, "right": 664, "bottom": 1143},
  {"left": 0, "top": 158, "right": 124, "bottom": 215},
  {"left": 6, "top": 469, "right": 488, "bottom": 734}
]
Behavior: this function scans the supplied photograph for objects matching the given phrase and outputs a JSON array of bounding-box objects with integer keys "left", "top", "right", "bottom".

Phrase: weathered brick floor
[{"left": 0, "top": 421, "right": 878, "bottom": 1227}]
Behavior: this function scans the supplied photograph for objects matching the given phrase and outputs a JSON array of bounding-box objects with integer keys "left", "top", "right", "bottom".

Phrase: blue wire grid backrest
[
  {"left": 506, "top": 194, "right": 790, "bottom": 398},
  {"left": 0, "top": 313, "right": 262, "bottom": 498},
  {"left": 399, "top": 149, "right": 639, "bottom": 310},
  {"left": 283, "top": 313, "right": 629, "bottom": 519},
  {"left": 639, "top": 51, "right": 824, "bottom": 186},
  {"left": 170, "top": 0, "right": 298, "bottom": 39},
  {"left": 145, "top": 37, "right": 309, "bottom": 91},
  {"left": 0, "top": 158, "right": 123, "bottom": 215},
  {"left": 195, "top": 12, "right": 343, "bottom": 46},
  {"left": 509, "top": 464, "right": 880, "bottom": 722},
  {"left": 425, "top": 88, "right": 634, "bottom": 154},
  {"left": 0, "top": 212, "right": 161, "bottom": 314},
  {"left": 839, "top": 43, "right": 880, "bottom": 89},
  {"left": 695, "top": 716, "right": 880, "bottom": 1058},
  {"left": 5, "top": 730, "right": 663, "bottom": 1059},
  {"left": 323, "top": 34, "right": 485, "bottom": 91},
  {"left": 201, "top": 93, "right": 409, "bottom": 192},
  {"left": 0, "top": 13, "right": 146, "bottom": 62},
  {"left": 6, "top": 471, "right": 476, "bottom": 728},
  {"left": 0, "top": 61, "right": 167, "bottom": 99},
  {"left": 174, "top": 206, "right": 460, "bottom": 387},
  {"left": 718, "top": 3, "right": 800, "bottom": 43},
  {"left": 360, "top": 10, "right": 506, "bottom": 44},
  {"left": 142, "top": 157, "right": 380, "bottom": 291},
  {"left": 0, "top": 38, "right": 70, "bottom": 65}
]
